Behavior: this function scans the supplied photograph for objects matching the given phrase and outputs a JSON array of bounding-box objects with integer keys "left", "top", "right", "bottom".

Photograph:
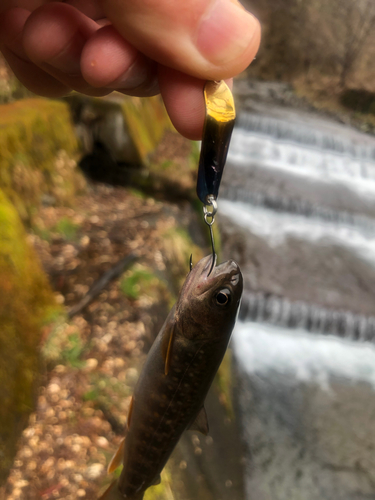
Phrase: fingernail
[
  {"left": 47, "top": 30, "right": 85, "bottom": 75},
  {"left": 196, "top": 0, "right": 259, "bottom": 65},
  {"left": 106, "top": 60, "right": 149, "bottom": 90}
]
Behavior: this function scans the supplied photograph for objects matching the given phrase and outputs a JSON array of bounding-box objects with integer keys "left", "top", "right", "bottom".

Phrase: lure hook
[
  {"left": 207, "top": 224, "right": 216, "bottom": 276},
  {"left": 203, "top": 195, "right": 217, "bottom": 276}
]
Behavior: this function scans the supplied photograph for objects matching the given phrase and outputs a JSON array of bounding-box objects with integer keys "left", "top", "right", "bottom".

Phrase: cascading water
[{"left": 220, "top": 105, "right": 375, "bottom": 500}]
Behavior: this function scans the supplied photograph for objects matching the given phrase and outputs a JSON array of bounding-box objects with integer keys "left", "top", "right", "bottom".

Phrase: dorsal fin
[
  {"left": 188, "top": 406, "right": 209, "bottom": 435},
  {"left": 161, "top": 306, "right": 177, "bottom": 376},
  {"left": 108, "top": 437, "right": 126, "bottom": 474}
]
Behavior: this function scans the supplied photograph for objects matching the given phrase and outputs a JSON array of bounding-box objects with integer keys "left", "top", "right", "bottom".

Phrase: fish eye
[{"left": 216, "top": 288, "right": 231, "bottom": 306}]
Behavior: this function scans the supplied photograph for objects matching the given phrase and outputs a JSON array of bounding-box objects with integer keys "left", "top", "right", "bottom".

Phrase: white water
[
  {"left": 228, "top": 131, "right": 375, "bottom": 199},
  {"left": 221, "top": 199, "right": 375, "bottom": 267},
  {"left": 236, "top": 113, "right": 375, "bottom": 158},
  {"left": 233, "top": 321, "right": 375, "bottom": 389}
]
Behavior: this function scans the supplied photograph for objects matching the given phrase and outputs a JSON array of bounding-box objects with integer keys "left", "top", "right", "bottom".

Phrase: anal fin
[
  {"left": 108, "top": 437, "right": 126, "bottom": 474},
  {"left": 188, "top": 406, "right": 209, "bottom": 435}
]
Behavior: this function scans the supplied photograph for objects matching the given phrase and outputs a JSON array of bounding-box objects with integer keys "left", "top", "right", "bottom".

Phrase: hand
[{"left": 0, "top": 0, "right": 260, "bottom": 139}]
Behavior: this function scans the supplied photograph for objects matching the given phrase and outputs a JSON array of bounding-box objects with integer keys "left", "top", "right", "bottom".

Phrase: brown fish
[{"left": 99, "top": 255, "right": 243, "bottom": 500}]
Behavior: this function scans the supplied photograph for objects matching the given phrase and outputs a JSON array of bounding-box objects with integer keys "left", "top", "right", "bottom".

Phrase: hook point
[{"left": 207, "top": 224, "right": 216, "bottom": 276}]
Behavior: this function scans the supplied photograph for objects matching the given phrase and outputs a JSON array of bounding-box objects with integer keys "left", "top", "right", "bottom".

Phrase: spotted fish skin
[{"left": 100, "top": 255, "right": 243, "bottom": 500}]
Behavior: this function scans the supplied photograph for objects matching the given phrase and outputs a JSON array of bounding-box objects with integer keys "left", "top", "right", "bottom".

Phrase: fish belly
[{"left": 118, "top": 335, "right": 224, "bottom": 498}]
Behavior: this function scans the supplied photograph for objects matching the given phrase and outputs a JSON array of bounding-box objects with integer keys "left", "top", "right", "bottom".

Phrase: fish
[{"left": 99, "top": 254, "right": 243, "bottom": 500}]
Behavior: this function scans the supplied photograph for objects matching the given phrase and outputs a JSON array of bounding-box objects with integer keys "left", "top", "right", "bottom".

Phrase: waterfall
[
  {"left": 221, "top": 108, "right": 375, "bottom": 344},
  {"left": 236, "top": 113, "right": 375, "bottom": 160},
  {"left": 239, "top": 292, "right": 375, "bottom": 342},
  {"left": 224, "top": 101, "right": 375, "bottom": 500},
  {"left": 221, "top": 185, "right": 375, "bottom": 230}
]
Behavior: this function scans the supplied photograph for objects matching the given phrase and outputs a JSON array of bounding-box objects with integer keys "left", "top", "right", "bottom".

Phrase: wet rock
[{"left": 237, "top": 365, "right": 375, "bottom": 500}]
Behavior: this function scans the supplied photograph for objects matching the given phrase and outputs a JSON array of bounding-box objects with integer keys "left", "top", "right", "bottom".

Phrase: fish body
[{"left": 100, "top": 255, "right": 243, "bottom": 500}]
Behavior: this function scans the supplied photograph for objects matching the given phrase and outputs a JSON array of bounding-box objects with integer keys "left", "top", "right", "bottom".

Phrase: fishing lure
[{"left": 196, "top": 81, "right": 236, "bottom": 274}]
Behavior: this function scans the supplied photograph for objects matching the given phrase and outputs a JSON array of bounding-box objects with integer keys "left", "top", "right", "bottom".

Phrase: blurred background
[{"left": 2, "top": 0, "right": 375, "bottom": 499}]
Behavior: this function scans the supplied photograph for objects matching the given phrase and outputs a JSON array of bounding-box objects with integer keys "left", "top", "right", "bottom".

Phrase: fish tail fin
[{"left": 98, "top": 480, "right": 144, "bottom": 500}]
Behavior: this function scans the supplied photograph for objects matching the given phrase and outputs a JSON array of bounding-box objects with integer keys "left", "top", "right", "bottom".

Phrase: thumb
[{"left": 99, "top": 0, "right": 260, "bottom": 80}]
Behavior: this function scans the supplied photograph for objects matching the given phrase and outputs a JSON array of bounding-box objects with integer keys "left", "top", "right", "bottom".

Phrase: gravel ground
[{"left": 2, "top": 182, "right": 197, "bottom": 500}]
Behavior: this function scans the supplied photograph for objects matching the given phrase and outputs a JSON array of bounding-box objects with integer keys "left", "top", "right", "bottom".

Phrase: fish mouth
[
  {"left": 183, "top": 255, "right": 241, "bottom": 297},
  {"left": 198, "top": 258, "right": 241, "bottom": 295},
  {"left": 188, "top": 255, "right": 215, "bottom": 281},
  {"left": 180, "top": 255, "right": 213, "bottom": 296}
]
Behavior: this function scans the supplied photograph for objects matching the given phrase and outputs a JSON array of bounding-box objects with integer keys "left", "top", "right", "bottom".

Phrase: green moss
[
  {"left": 53, "top": 216, "right": 80, "bottom": 241},
  {"left": 160, "top": 159, "right": 175, "bottom": 171},
  {"left": 61, "top": 333, "right": 85, "bottom": 368},
  {"left": 82, "top": 388, "right": 101, "bottom": 402},
  {"left": 83, "top": 372, "right": 133, "bottom": 412},
  {"left": 120, "top": 263, "right": 173, "bottom": 306},
  {"left": 0, "top": 188, "right": 58, "bottom": 482},
  {"left": 120, "top": 266, "right": 156, "bottom": 300},
  {"left": 31, "top": 214, "right": 81, "bottom": 243},
  {"left": 41, "top": 315, "right": 85, "bottom": 369},
  {"left": 0, "top": 98, "right": 85, "bottom": 222},
  {"left": 129, "top": 188, "right": 147, "bottom": 200}
]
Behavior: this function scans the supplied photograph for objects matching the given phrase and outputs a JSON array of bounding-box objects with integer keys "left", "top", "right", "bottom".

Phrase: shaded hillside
[{"left": 243, "top": 0, "right": 375, "bottom": 92}]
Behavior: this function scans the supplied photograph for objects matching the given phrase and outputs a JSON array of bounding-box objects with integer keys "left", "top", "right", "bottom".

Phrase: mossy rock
[
  {"left": 0, "top": 98, "right": 84, "bottom": 221},
  {"left": 0, "top": 189, "right": 58, "bottom": 483},
  {"left": 121, "top": 95, "right": 175, "bottom": 165},
  {"left": 66, "top": 93, "right": 175, "bottom": 167}
]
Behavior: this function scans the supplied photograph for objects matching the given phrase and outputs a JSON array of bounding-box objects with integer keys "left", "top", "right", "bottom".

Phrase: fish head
[{"left": 177, "top": 255, "right": 243, "bottom": 340}]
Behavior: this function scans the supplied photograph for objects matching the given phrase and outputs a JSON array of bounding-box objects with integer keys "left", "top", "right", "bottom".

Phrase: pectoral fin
[
  {"left": 161, "top": 307, "right": 176, "bottom": 376},
  {"left": 108, "top": 437, "right": 126, "bottom": 474},
  {"left": 188, "top": 406, "right": 209, "bottom": 435}
]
